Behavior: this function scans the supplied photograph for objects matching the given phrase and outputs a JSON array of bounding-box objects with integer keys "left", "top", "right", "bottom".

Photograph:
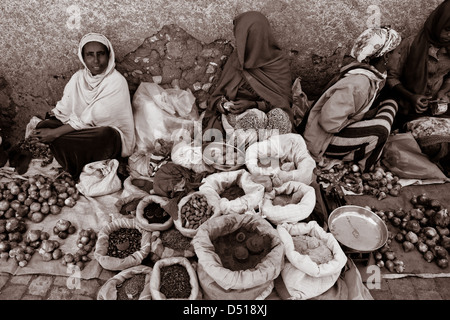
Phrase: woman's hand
[
  {"left": 228, "top": 100, "right": 257, "bottom": 114},
  {"left": 436, "top": 90, "right": 449, "bottom": 103},
  {"left": 410, "top": 94, "right": 432, "bottom": 113},
  {"left": 30, "top": 128, "right": 59, "bottom": 143}
]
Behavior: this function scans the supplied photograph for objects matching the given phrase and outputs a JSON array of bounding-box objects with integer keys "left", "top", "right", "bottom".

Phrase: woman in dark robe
[
  {"left": 202, "top": 11, "right": 294, "bottom": 146},
  {"left": 387, "top": 0, "right": 450, "bottom": 176}
]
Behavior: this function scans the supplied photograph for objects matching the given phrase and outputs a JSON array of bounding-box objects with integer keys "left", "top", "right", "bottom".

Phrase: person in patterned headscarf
[
  {"left": 302, "top": 27, "right": 402, "bottom": 172},
  {"left": 31, "top": 33, "right": 135, "bottom": 180}
]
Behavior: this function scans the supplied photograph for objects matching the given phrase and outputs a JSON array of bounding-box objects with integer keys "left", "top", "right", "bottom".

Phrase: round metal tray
[
  {"left": 202, "top": 142, "right": 245, "bottom": 171},
  {"left": 328, "top": 205, "right": 388, "bottom": 253}
]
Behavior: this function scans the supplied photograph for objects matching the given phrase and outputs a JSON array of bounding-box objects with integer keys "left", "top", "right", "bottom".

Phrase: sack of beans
[
  {"left": 260, "top": 181, "right": 316, "bottom": 225},
  {"left": 174, "top": 191, "right": 220, "bottom": 238},
  {"left": 275, "top": 221, "right": 347, "bottom": 300},
  {"left": 192, "top": 213, "right": 284, "bottom": 300},
  {"left": 198, "top": 169, "right": 264, "bottom": 215},
  {"left": 149, "top": 256, "right": 200, "bottom": 300},
  {"left": 149, "top": 227, "right": 195, "bottom": 263},
  {"left": 135, "top": 194, "right": 173, "bottom": 232},
  {"left": 94, "top": 218, "right": 152, "bottom": 271},
  {"left": 245, "top": 133, "right": 316, "bottom": 187},
  {"left": 97, "top": 265, "right": 152, "bottom": 300}
]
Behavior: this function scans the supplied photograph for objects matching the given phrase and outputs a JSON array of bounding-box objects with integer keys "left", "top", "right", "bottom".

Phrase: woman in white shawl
[{"left": 31, "top": 33, "right": 135, "bottom": 180}]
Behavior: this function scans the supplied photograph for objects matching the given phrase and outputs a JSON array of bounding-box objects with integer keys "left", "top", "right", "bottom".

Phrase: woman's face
[
  {"left": 82, "top": 41, "right": 109, "bottom": 75},
  {"left": 440, "top": 25, "right": 450, "bottom": 43}
]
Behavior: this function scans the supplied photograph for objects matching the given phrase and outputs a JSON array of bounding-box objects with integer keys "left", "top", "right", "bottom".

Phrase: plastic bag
[
  {"left": 132, "top": 82, "right": 199, "bottom": 153},
  {"left": 291, "top": 77, "right": 311, "bottom": 127},
  {"left": 76, "top": 159, "right": 122, "bottom": 197},
  {"left": 381, "top": 132, "right": 448, "bottom": 180}
]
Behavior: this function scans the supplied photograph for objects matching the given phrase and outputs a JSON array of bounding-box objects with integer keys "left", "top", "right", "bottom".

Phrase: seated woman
[
  {"left": 202, "top": 11, "right": 294, "bottom": 147},
  {"left": 31, "top": 33, "right": 135, "bottom": 180},
  {"left": 301, "top": 27, "right": 401, "bottom": 172},
  {"left": 386, "top": 0, "right": 450, "bottom": 176}
]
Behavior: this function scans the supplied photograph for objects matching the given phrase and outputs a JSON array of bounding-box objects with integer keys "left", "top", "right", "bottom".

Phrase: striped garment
[{"left": 324, "top": 99, "right": 398, "bottom": 172}]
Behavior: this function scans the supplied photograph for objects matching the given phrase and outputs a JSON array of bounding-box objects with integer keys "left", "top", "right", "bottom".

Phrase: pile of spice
[
  {"left": 143, "top": 201, "right": 170, "bottom": 224},
  {"left": 160, "top": 228, "right": 192, "bottom": 251},
  {"left": 220, "top": 184, "right": 246, "bottom": 201},
  {"left": 212, "top": 226, "right": 272, "bottom": 271},
  {"left": 159, "top": 264, "right": 191, "bottom": 299},
  {"left": 116, "top": 273, "right": 147, "bottom": 300},
  {"left": 107, "top": 228, "right": 142, "bottom": 258}
]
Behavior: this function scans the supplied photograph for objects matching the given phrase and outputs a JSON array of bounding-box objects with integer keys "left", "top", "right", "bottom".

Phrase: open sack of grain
[
  {"left": 245, "top": 133, "right": 316, "bottom": 187},
  {"left": 276, "top": 221, "right": 347, "bottom": 300},
  {"left": 198, "top": 169, "right": 264, "bottom": 215},
  {"left": 260, "top": 180, "right": 316, "bottom": 224}
]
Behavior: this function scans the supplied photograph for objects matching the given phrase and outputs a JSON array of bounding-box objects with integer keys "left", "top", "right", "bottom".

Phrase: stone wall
[{"left": 0, "top": 0, "right": 443, "bottom": 145}]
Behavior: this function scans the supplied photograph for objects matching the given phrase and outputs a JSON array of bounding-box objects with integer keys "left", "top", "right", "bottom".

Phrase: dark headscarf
[
  {"left": 402, "top": 0, "right": 450, "bottom": 94},
  {"left": 208, "top": 11, "right": 292, "bottom": 112}
]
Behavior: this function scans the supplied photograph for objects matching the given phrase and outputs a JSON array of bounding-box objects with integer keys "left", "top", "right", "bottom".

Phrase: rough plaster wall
[{"left": 0, "top": 0, "right": 444, "bottom": 145}]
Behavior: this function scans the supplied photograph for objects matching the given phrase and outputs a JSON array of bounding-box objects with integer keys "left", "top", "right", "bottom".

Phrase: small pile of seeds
[
  {"left": 235, "top": 109, "right": 267, "bottom": 131},
  {"left": 160, "top": 228, "right": 192, "bottom": 251},
  {"left": 116, "top": 273, "right": 147, "bottom": 300},
  {"left": 159, "top": 264, "right": 191, "bottom": 299},
  {"left": 220, "top": 184, "right": 246, "bottom": 201},
  {"left": 143, "top": 201, "right": 170, "bottom": 224},
  {"left": 107, "top": 228, "right": 142, "bottom": 258}
]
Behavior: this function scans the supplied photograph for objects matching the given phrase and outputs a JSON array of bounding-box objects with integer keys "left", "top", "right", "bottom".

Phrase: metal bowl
[
  {"left": 328, "top": 205, "right": 388, "bottom": 253},
  {"left": 202, "top": 142, "right": 246, "bottom": 171}
]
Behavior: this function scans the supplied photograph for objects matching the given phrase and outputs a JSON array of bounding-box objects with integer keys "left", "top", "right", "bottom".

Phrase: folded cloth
[{"left": 152, "top": 162, "right": 208, "bottom": 220}]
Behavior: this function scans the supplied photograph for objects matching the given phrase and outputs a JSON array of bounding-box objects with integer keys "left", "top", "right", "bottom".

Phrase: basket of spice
[
  {"left": 149, "top": 226, "right": 195, "bottom": 263},
  {"left": 198, "top": 169, "right": 264, "bottom": 215},
  {"left": 174, "top": 191, "right": 219, "bottom": 238},
  {"left": 97, "top": 265, "right": 152, "bottom": 300},
  {"left": 94, "top": 218, "right": 152, "bottom": 271},
  {"left": 149, "top": 256, "right": 200, "bottom": 300},
  {"left": 135, "top": 194, "right": 173, "bottom": 232},
  {"left": 192, "top": 213, "right": 284, "bottom": 300}
]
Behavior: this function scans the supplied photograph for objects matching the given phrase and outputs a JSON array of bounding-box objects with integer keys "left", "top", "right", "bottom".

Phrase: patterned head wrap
[{"left": 350, "top": 27, "right": 402, "bottom": 62}]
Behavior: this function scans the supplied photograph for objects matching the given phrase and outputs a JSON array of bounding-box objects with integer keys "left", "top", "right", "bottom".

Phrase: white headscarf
[
  {"left": 52, "top": 33, "right": 136, "bottom": 157},
  {"left": 78, "top": 33, "right": 116, "bottom": 89},
  {"left": 350, "top": 27, "right": 402, "bottom": 62}
]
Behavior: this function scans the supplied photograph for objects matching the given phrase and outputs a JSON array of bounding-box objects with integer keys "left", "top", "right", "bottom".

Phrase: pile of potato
[
  {"left": 373, "top": 193, "right": 450, "bottom": 269},
  {"left": 61, "top": 228, "right": 97, "bottom": 271},
  {"left": 0, "top": 173, "right": 80, "bottom": 267},
  {"left": 180, "top": 193, "right": 213, "bottom": 230}
]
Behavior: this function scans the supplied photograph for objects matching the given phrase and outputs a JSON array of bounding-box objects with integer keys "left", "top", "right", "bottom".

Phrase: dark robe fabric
[
  {"left": 202, "top": 11, "right": 293, "bottom": 138},
  {"left": 36, "top": 117, "right": 122, "bottom": 180},
  {"left": 402, "top": 0, "right": 450, "bottom": 95}
]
